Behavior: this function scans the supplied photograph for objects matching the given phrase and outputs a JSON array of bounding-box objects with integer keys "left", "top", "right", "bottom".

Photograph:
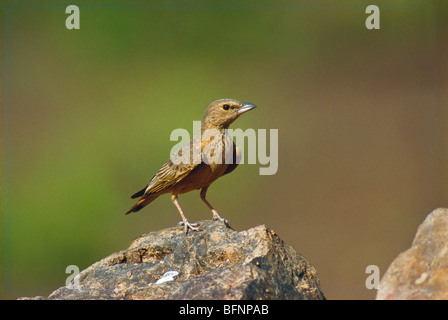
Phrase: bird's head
[{"left": 201, "top": 98, "right": 256, "bottom": 129}]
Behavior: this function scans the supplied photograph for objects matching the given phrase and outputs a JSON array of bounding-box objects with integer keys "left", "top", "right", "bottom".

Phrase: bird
[{"left": 125, "top": 98, "right": 256, "bottom": 234}]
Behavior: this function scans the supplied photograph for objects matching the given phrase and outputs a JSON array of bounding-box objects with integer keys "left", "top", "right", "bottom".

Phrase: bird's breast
[{"left": 171, "top": 132, "right": 234, "bottom": 194}]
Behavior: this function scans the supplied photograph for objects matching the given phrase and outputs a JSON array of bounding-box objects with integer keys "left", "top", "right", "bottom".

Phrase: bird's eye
[{"left": 223, "top": 104, "right": 230, "bottom": 110}]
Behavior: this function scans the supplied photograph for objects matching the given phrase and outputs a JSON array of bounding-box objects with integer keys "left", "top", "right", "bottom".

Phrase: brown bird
[{"left": 125, "top": 98, "right": 256, "bottom": 233}]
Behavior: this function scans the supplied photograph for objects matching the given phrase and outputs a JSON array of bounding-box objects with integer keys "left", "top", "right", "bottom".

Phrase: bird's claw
[
  {"left": 177, "top": 220, "right": 200, "bottom": 234},
  {"left": 176, "top": 221, "right": 199, "bottom": 227},
  {"left": 212, "top": 213, "right": 230, "bottom": 227}
]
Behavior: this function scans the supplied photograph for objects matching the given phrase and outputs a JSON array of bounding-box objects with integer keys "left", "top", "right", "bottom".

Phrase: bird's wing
[
  {"left": 143, "top": 137, "right": 202, "bottom": 195},
  {"left": 144, "top": 160, "right": 197, "bottom": 194}
]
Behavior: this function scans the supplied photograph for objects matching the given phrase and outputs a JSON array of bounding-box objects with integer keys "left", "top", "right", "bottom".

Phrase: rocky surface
[
  {"left": 20, "top": 220, "right": 325, "bottom": 300},
  {"left": 377, "top": 208, "right": 448, "bottom": 300}
]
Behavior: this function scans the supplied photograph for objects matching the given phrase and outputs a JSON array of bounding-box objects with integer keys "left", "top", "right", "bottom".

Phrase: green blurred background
[{"left": 1, "top": 1, "right": 447, "bottom": 299}]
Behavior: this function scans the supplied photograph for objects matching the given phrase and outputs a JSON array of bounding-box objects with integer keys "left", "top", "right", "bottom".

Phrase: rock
[
  {"left": 377, "top": 208, "right": 448, "bottom": 300},
  {"left": 20, "top": 220, "right": 325, "bottom": 300}
]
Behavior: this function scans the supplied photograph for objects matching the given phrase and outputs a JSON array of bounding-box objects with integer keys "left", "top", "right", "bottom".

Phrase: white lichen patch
[{"left": 155, "top": 271, "right": 179, "bottom": 284}]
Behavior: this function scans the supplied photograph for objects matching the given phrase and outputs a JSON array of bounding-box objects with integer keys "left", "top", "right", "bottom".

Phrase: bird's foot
[
  {"left": 176, "top": 220, "right": 200, "bottom": 234},
  {"left": 176, "top": 221, "right": 199, "bottom": 227},
  {"left": 212, "top": 211, "right": 230, "bottom": 227}
]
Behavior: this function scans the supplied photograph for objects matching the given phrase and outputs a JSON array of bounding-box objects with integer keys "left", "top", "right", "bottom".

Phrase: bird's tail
[
  {"left": 125, "top": 194, "right": 159, "bottom": 215},
  {"left": 131, "top": 187, "right": 146, "bottom": 199}
]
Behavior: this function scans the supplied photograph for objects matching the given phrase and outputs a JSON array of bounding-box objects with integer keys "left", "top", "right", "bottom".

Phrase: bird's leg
[
  {"left": 200, "top": 187, "right": 230, "bottom": 226},
  {"left": 171, "top": 194, "right": 200, "bottom": 234}
]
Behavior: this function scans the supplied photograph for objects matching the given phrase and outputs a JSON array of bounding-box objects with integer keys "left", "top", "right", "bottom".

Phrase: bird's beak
[{"left": 238, "top": 102, "right": 256, "bottom": 115}]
